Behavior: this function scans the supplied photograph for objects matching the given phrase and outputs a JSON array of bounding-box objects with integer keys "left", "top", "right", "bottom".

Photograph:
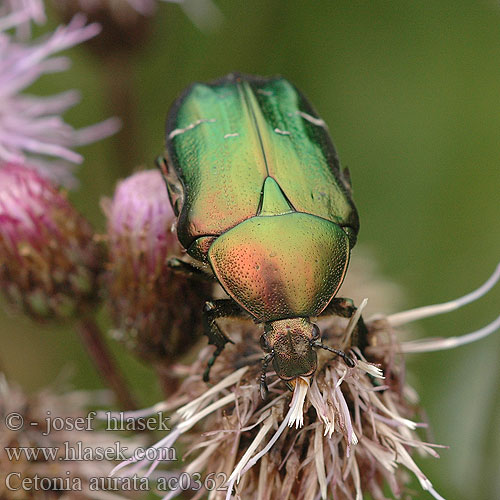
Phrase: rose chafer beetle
[{"left": 158, "top": 73, "right": 367, "bottom": 397}]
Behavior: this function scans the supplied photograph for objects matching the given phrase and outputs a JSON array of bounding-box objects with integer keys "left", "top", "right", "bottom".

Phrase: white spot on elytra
[
  {"left": 296, "top": 111, "right": 326, "bottom": 127},
  {"left": 257, "top": 89, "right": 273, "bottom": 96},
  {"left": 223, "top": 133, "right": 239, "bottom": 139},
  {"left": 274, "top": 128, "right": 291, "bottom": 136},
  {"left": 168, "top": 118, "right": 216, "bottom": 139}
]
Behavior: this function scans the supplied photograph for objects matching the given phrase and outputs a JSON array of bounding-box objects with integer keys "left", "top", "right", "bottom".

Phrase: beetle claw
[
  {"left": 203, "top": 301, "right": 215, "bottom": 313},
  {"left": 260, "top": 379, "right": 268, "bottom": 400},
  {"left": 343, "top": 355, "right": 356, "bottom": 368},
  {"left": 260, "top": 352, "right": 274, "bottom": 399}
]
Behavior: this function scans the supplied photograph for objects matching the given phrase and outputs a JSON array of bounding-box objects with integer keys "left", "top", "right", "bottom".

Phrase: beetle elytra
[{"left": 158, "top": 73, "right": 367, "bottom": 396}]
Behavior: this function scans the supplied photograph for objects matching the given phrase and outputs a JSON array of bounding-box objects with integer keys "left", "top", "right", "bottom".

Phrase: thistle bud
[
  {"left": 104, "top": 169, "right": 210, "bottom": 366},
  {"left": 0, "top": 163, "right": 102, "bottom": 319}
]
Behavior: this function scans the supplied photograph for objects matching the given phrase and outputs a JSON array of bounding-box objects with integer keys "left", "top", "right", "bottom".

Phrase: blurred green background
[{"left": 1, "top": 1, "right": 499, "bottom": 498}]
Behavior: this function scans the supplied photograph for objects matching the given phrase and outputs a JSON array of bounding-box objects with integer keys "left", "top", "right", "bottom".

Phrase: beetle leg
[
  {"left": 320, "top": 297, "right": 368, "bottom": 351},
  {"left": 202, "top": 299, "right": 247, "bottom": 382},
  {"left": 156, "top": 155, "right": 184, "bottom": 215},
  {"left": 324, "top": 296, "right": 356, "bottom": 317},
  {"left": 260, "top": 352, "right": 274, "bottom": 399},
  {"left": 168, "top": 257, "right": 214, "bottom": 281},
  {"left": 155, "top": 155, "right": 169, "bottom": 177}
]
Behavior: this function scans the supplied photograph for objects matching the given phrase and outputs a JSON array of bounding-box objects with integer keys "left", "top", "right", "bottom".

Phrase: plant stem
[
  {"left": 77, "top": 316, "right": 136, "bottom": 410},
  {"left": 102, "top": 52, "right": 141, "bottom": 178}
]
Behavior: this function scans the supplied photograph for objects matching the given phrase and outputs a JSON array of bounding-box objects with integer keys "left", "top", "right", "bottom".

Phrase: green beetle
[{"left": 158, "top": 73, "right": 365, "bottom": 396}]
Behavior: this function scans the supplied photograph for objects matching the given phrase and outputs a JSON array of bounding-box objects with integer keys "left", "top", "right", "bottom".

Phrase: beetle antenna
[
  {"left": 260, "top": 352, "right": 274, "bottom": 399},
  {"left": 314, "top": 342, "right": 355, "bottom": 368}
]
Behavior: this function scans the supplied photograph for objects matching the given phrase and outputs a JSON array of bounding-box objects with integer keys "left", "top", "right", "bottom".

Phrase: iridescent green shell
[
  {"left": 164, "top": 74, "right": 359, "bottom": 321},
  {"left": 165, "top": 74, "right": 358, "bottom": 250}
]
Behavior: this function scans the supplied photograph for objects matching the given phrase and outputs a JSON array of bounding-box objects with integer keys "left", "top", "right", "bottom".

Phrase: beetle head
[{"left": 263, "top": 318, "right": 317, "bottom": 381}]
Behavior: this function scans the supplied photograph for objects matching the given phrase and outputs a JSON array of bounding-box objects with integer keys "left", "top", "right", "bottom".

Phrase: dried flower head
[
  {"left": 0, "top": 163, "right": 103, "bottom": 319},
  {"left": 0, "top": 373, "right": 143, "bottom": 499},
  {"left": 0, "top": 11, "right": 120, "bottom": 185},
  {"left": 104, "top": 169, "right": 211, "bottom": 368},
  {"left": 110, "top": 258, "right": 500, "bottom": 500}
]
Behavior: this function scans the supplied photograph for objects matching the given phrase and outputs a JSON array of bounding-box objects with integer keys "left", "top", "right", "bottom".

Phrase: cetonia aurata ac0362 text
[{"left": 158, "top": 73, "right": 367, "bottom": 397}]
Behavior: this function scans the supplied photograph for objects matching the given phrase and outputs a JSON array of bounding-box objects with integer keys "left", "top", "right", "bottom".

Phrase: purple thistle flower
[
  {"left": 106, "top": 169, "right": 180, "bottom": 274},
  {"left": 0, "top": 11, "right": 120, "bottom": 186},
  {"left": 104, "top": 169, "right": 211, "bottom": 372},
  {"left": 0, "top": 163, "right": 103, "bottom": 318}
]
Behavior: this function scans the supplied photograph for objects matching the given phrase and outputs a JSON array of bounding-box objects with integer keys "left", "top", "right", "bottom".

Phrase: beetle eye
[
  {"left": 260, "top": 335, "right": 271, "bottom": 352},
  {"left": 312, "top": 324, "right": 320, "bottom": 341}
]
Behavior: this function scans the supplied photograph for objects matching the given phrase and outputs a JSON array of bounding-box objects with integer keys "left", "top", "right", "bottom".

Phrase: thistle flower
[
  {"left": 0, "top": 373, "right": 143, "bottom": 499},
  {"left": 109, "top": 257, "right": 500, "bottom": 500},
  {"left": 104, "top": 169, "right": 211, "bottom": 370},
  {"left": 0, "top": 163, "right": 103, "bottom": 319},
  {"left": 0, "top": 11, "right": 120, "bottom": 185}
]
